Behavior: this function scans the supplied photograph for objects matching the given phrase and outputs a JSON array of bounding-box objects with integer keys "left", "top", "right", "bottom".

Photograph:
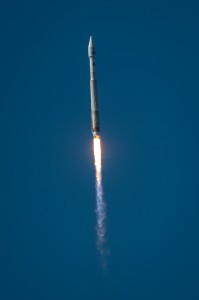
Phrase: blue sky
[{"left": 1, "top": 0, "right": 199, "bottom": 299}]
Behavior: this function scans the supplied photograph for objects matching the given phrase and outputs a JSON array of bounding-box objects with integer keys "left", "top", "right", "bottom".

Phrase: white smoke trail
[
  {"left": 93, "top": 136, "right": 108, "bottom": 269},
  {"left": 95, "top": 158, "right": 106, "bottom": 250}
]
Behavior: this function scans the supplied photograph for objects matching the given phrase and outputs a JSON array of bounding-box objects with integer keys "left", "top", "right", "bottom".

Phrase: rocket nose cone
[{"left": 88, "top": 36, "right": 94, "bottom": 47}]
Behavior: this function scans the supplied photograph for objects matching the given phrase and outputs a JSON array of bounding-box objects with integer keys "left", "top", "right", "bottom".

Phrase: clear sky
[{"left": 1, "top": 0, "right": 199, "bottom": 299}]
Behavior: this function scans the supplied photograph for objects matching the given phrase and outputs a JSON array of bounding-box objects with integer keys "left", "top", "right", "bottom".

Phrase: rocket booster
[{"left": 88, "top": 36, "right": 100, "bottom": 137}]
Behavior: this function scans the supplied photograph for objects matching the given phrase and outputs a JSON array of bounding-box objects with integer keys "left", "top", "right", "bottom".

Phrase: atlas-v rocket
[{"left": 88, "top": 36, "right": 100, "bottom": 137}]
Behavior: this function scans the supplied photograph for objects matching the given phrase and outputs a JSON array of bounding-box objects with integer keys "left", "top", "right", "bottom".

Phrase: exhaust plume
[{"left": 93, "top": 136, "right": 108, "bottom": 269}]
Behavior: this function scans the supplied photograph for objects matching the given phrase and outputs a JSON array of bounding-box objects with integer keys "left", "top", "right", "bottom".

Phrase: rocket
[{"left": 88, "top": 36, "right": 100, "bottom": 137}]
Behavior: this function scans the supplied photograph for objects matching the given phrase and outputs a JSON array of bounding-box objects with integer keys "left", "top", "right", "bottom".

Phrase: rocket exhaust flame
[
  {"left": 93, "top": 136, "right": 102, "bottom": 173},
  {"left": 93, "top": 136, "right": 107, "bottom": 267}
]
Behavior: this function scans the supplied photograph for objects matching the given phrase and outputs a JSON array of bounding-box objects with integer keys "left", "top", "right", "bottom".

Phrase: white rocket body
[{"left": 88, "top": 36, "right": 100, "bottom": 137}]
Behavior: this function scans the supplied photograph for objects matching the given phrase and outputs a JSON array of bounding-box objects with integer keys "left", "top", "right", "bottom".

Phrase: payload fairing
[{"left": 88, "top": 36, "right": 100, "bottom": 137}]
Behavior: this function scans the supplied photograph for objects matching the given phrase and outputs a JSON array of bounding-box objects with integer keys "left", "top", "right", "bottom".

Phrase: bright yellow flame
[{"left": 93, "top": 136, "right": 102, "bottom": 182}]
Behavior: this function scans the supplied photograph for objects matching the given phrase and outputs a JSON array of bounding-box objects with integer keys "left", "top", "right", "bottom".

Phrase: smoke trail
[{"left": 93, "top": 136, "right": 108, "bottom": 269}]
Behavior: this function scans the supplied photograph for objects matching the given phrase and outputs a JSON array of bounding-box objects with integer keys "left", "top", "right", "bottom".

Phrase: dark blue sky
[{"left": 1, "top": 0, "right": 199, "bottom": 299}]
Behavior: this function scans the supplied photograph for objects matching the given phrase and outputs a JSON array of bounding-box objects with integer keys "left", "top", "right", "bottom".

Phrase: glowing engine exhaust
[{"left": 93, "top": 136, "right": 107, "bottom": 268}]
